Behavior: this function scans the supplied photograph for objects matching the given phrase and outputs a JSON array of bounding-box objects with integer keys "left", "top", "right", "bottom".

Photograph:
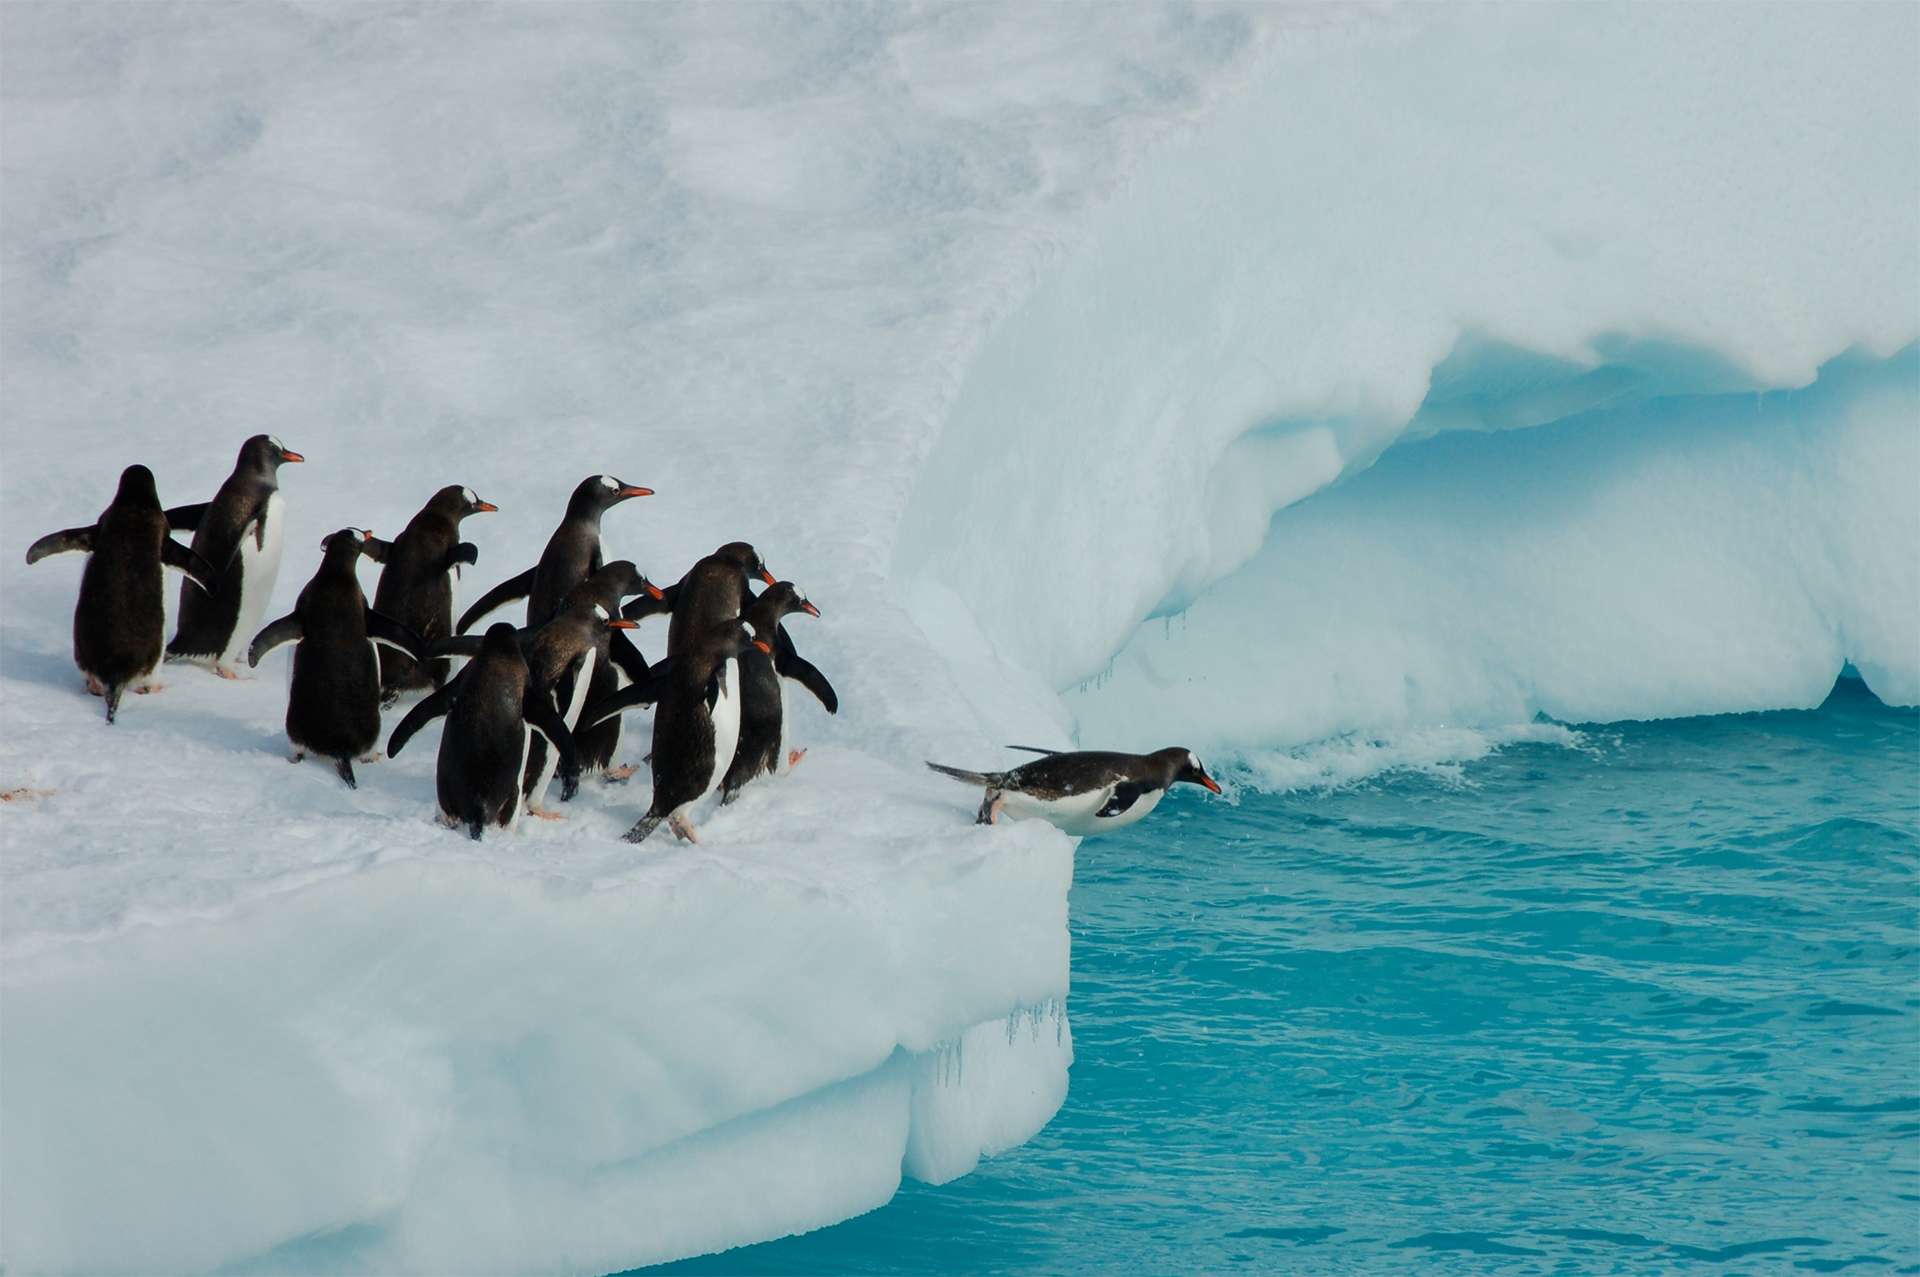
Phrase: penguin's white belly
[
  {"left": 529, "top": 650, "right": 593, "bottom": 807},
  {"left": 1000, "top": 784, "right": 1167, "bottom": 837},
  {"left": 695, "top": 657, "right": 742, "bottom": 808},
  {"left": 507, "top": 723, "right": 533, "bottom": 832},
  {"left": 223, "top": 492, "right": 285, "bottom": 667}
]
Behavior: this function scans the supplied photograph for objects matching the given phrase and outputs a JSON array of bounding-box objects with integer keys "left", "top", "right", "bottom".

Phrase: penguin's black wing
[
  {"left": 444, "top": 542, "right": 480, "bottom": 571},
  {"left": 620, "top": 581, "right": 678, "bottom": 622},
  {"left": 163, "top": 503, "right": 209, "bottom": 531},
  {"left": 388, "top": 675, "right": 461, "bottom": 758},
  {"left": 609, "top": 629, "right": 651, "bottom": 683},
  {"left": 25, "top": 525, "right": 96, "bottom": 564},
  {"left": 523, "top": 691, "right": 580, "bottom": 798},
  {"left": 248, "top": 613, "right": 304, "bottom": 667},
  {"left": 429, "top": 634, "right": 487, "bottom": 661},
  {"left": 457, "top": 567, "right": 535, "bottom": 634},
  {"left": 365, "top": 609, "right": 430, "bottom": 662},
  {"left": 773, "top": 626, "right": 838, "bottom": 714},
  {"left": 161, "top": 538, "right": 218, "bottom": 593},
  {"left": 1095, "top": 782, "right": 1151, "bottom": 819},
  {"left": 1005, "top": 745, "right": 1061, "bottom": 756},
  {"left": 360, "top": 536, "right": 394, "bottom": 565},
  {"left": 579, "top": 663, "right": 673, "bottom": 729}
]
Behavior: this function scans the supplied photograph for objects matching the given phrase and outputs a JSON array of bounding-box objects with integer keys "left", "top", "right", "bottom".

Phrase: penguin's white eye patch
[
  {"left": 269, "top": 436, "right": 285, "bottom": 450},
  {"left": 1189, "top": 752, "right": 1200, "bottom": 770},
  {"left": 462, "top": 487, "right": 476, "bottom": 504},
  {"left": 353, "top": 529, "right": 367, "bottom": 542},
  {"left": 594, "top": 603, "right": 610, "bottom": 620},
  {"left": 600, "top": 475, "right": 618, "bottom": 490}
]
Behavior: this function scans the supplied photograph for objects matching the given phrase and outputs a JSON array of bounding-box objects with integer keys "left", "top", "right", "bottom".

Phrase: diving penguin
[
  {"left": 248, "top": 528, "right": 430, "bottom": 788},
  {"left": 165, "top": 434, "right": 304, "bottom": 677},
  {"left": 387, "top": 623, "right": 580, "bottom": 840},
  {"left": 721, "top": 581, "right": 838, "bottom": 803},
  {"left": 925, "top": 746, "right": 1222, "bottom": 835},
  {"left": 24, "top": 464, "right": 217, "bottom": 723},
  {"left": 366, "top": 484, "right": 498, "bottom": 702}
]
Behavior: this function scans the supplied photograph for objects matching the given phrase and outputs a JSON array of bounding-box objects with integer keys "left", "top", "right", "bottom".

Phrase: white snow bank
[{"left": 896, "top": 2, "right": 1919, "bottom": 724}]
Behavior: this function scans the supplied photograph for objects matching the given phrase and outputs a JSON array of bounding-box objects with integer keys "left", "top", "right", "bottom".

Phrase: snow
[{"left": 1, "top": 2, "right": 1915, "bottom": 1273}]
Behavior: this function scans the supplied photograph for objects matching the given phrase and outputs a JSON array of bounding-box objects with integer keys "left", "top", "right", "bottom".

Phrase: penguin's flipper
[
  {"left": 428, "top": 635, "right": 487, "bottom": 661},
  {"left": 773, "top": 627, "right": 837, "bottom": 714},
  {"left": 248, "top": 613, "right": 304, "bottom": 668},
  {"left": 163, "top": 503, "right": 208, "bottom": 532},
  {"left": 581, "top": 665, "right": 672, "bottom": 728},
  {"left": 1095, "top": 782, "right": 1148, "bottom": 819},
  {"left": 926, "top": 761, "right": 999, "bottom": 788},
  {"left": 444, "top": 542, "right": 480, "bottom": 571},
  {"left": 457, "top": 567, "right": 535, "bottom": 634},
  {"left": 524, "top": 694, "right": 579, "bottom": 797},
  {"left": 388, "top": 677, "right": 459, "bottom": 758},
  {"left": 620, "top": 581, "right": 678, "bottom": 622},
  {"left": 365, "top": 608, "right": 430, "bottom": 663},
  {"left": 161, "top": 538, "right": 218, "bottom": 594},
  {"left": 609, "top": 629, "right": 651, "bottom": 683},
  {"left": 360, "top": 536, "right": 394, "bottom": 565},
  {"left": 706, "top": 663, "right": 730, "bottom": 715},
  {"left": 1005, "top": 745, "right": 1061, "bottom": 756},
  {"left": 25, "top": 525, "right": 95, "bottom": 564}
]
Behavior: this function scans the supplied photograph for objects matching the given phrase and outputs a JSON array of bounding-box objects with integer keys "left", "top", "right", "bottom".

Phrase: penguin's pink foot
[
  {"left": 668, "top": 813, "right": 700, "bottom": 843},
  {"left": 84, "top": 673, "right": 106, "bottom": 696},
  {"left": 288, "top": 750, "right": 306, "bottom": 764},
  {"left": 787, "top": 748, "right": 807, "bottom": 770},
  {"left": 603, "top": 763, "right": 638, "bottom": 782},
  {"left": 134, "top": 683, "right": 165, "bottom": 695},
  {"left": 529, "top": 806, "right": 566, "bottom": 822},
  {"left": 987, "top": 794, "right": 1006, "bottom": 825},
  {"left": 357, "top": 750, "right": 383, "bottom": 763},
  {"left": 216, "top": 666, "right": 244, "bottom": 681}
]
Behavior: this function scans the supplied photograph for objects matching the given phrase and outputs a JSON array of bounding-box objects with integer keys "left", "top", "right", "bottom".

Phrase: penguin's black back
[
  {"left": 722, "top": 644, "right": 783, "bottom": 795},
  {"left": 665, "top": 557, "right": 751, "bottom": 656},
  {"left": 439, "top": 646, "right": 533, "bottom": 832},
  {"left": 169, "top": 442, "right": 280, "bottom": 658},
  {"left": 74, "top": 468, "right": 170, "bottom": 689},
  {"left": 286, "top": 549, "right": 380, "bottom": 762},
  {"left": 373, "top": 491, "right": 465, "bottom": 694}
]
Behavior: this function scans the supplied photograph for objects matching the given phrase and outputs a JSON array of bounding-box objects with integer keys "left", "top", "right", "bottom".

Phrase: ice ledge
[{"left": 1, "top": 839, "right": 1073, "bottom": 1276}]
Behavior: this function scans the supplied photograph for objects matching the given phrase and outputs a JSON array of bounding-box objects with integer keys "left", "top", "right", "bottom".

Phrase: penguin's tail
[
  {"left": 926, "top": 760, "right": 1000, "bottom": 788},
  {"left": 103, "top": 682, "right": 125, "bottom": 725}
]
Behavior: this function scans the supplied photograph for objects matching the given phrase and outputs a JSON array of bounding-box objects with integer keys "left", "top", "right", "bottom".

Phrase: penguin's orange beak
[
  {"left": 644, "top": 582, "right": 666, "bottom": 600},
  {"left": 475, "top": 501, "right": 498, "bottom": 513},
  {"left": 1200, "top": 774, "right": 1222, "bottom": 795},
  {"left": 619, "top": 486, "right": 653, "bottom": 498},
  {"left": 752, "top": 639, "right": 773, "bottom": 655},
  {"left": 608, "top": 619, "right": 638, "bottom": 630},
  {"left": 759, "top": 569, "right": 777, "bottom": 587},
  {"left": 282, "top": 451, "right": 305, "bottom": 463},
  {"left": 800, "top": 600, "right": 821, "bottom": 618}
]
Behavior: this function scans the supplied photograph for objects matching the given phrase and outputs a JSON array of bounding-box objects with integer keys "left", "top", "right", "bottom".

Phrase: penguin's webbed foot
[
  {"left": 603, "top": 763, "right": 638, "bottom": 782},
  {"left": 528, "top": 806, "right": 566, "bottom": 822},
  {"left": 84, "top": 674, "right": 105, "bottom": 696},
  {"left": 134, "top": 682, "right": 165, "bottom": 695},
  {"left": 215, "top": 666, "right": 244, "bottom": 681},
  {"left": 668, "top": 813, "right": 700, "bottom": 844},
  {"left": 974, "top": 792, "right": 1005, "bottom": 825},
  {"left": 289, "top": 749, "right": 306, "bottom": 764},
  {"left": 787, "top": 748, "right": 807, "bottom": 770},
  {"left": 357, "top": 750, "right": 383, "bottom": 763}
]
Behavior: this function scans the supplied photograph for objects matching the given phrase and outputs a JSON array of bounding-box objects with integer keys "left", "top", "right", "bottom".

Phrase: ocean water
[{"left": 650, "top": 678, "right": 1919, "bottom": 1275}]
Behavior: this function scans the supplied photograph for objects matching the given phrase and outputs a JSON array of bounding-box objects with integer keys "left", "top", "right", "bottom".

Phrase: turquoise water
[{"left": 651, "top": 679, "right": 1919, "bottom": 1274}]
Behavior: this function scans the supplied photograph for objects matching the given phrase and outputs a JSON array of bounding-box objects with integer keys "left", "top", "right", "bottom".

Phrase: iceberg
[{"left": 1, "top": 2, "right": 1913, "bottom": 1273}]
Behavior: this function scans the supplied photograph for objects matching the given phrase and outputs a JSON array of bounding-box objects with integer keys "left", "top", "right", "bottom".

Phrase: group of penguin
[{"left": 26, "top": 435, "right": 1225, "bottom": 844}]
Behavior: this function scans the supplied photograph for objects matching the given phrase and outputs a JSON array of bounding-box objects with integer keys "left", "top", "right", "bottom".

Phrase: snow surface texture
[{"left": 2, "top": 3, "right": 1916, "bottom": 1274}]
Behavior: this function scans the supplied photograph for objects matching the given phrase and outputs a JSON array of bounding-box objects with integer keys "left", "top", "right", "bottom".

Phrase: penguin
[
  {"left": 621, "top": 541, "right": 777, "bottom": 656},
  {"left": 432, "top": 561, "right": 663, "bottom": 802},
  {"left": 721, "top": 581, "right": 838, "bottom": 802},
  {"left": 924, "top": 746, "right": 1222, "bottom": 835},
  {"left": 165, "top": 434, "right": 304, "bottom": 677},
  {"left": 456, "top": 474, "right": 651, "bottom": 635},
  {"left": 387, "top": 622, "right": 579, "bottom": 840},
  {"left": 366, "top": 485, "right": 497, "bottom": 703},
  {"left": 582, "top": 622, "right": 767, "bottom": 844},
  {"left": 25, "top": 464, "right": 217, "bottom": 723},
  {"left": 248, "top": 528, "right": 430, "bottom": 788}
]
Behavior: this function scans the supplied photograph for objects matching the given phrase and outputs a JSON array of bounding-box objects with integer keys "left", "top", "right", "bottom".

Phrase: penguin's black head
[
  {"left": 320, "top": 527, "right": 373, "bottom": 558},
  {"left": 702, "top": 620, "right": 769, "bottom": 659},
  {"left": 595, "top": 602, "right": 640, "bottom": 633},
  {"left": 434, "top": 485, "right": 498, "bottom": 520},
  {"left": 760, "top": 581, "right": 821, "bottom": 621},
  {"left": 715, "top": 541, "right": 778, "bottom": 588},
  {"left": 1164, "top": 748, "right": 1223, "bottom": 795},
  {"left": 481, "top": 622, "right": 522, "bottom": 659},
  {"left": 115, "top": 464, "right": 160, "bottom": 507},
  {"left": 571, "top": 474, "right": 653, "bottom": 517},
  {"left": 240, "top": 434, "right": 305, "bottom": 471}
]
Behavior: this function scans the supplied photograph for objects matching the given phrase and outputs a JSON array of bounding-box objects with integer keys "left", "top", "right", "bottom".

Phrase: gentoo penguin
[
  {"left": 925, "top": 746, "right": 1222, "bottom": 835},
  {"left": 25, "top": 464, "right": 216, "bottom": 723},
  {"left": 433, "top": 561, "right": 662, "bottom": 795},
  {"left": 366, "top": 485, "right": 497, "bottom": 703},
  {"left": 456, "top": 474, "right": 651, "bottom": 635},
  {"left": 165, "top": 434, "right": 304, "bottom": 677},
  {"left": 248, "top": 528, "right": 429, "bottom": 788},
  {"left": 583, "top": 622, "right": 767, "bottom": 844},
  {"left": 721, "top": 581, "right": 837, "bottom": 802},
  {"left": 621, "top": 541, "right": 776, "bottom": 656},
  {"left": 387, "top": 623, "right": 579, "bottom": 840}
]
